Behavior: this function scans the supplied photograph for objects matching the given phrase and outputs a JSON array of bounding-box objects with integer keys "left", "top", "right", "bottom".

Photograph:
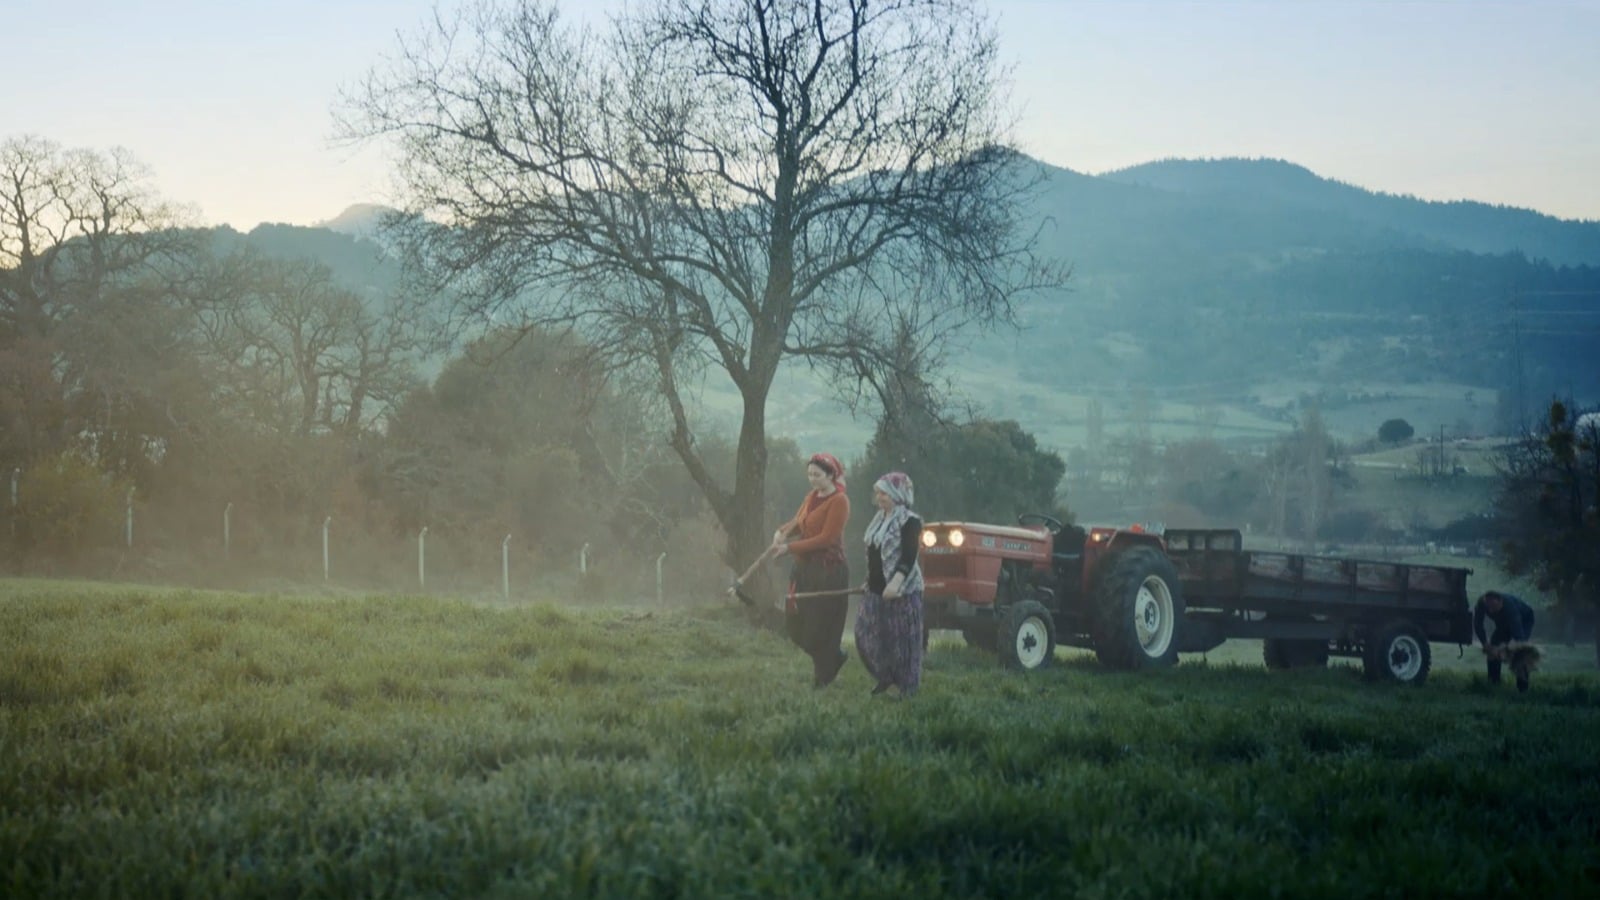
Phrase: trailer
[{"left": 919, "top": 517, "right": 1472, "bottom": 685}]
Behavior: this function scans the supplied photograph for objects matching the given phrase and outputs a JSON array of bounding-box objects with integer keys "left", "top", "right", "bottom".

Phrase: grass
[{"left": 4, "top": 579, "right": 1599, "bottom": 898}]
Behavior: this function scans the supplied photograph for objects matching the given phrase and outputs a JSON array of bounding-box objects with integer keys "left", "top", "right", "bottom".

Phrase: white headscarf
[{"left": 864, "top": 471, "right": 916, "bottom": 548}]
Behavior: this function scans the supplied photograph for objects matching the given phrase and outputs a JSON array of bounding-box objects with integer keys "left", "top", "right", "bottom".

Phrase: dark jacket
[
  {"left": 1474, "top": 593, "right": 1535, "bottom": 645},
  {"left": 866, "top": 515, "right": 922, "bottom": 593}
]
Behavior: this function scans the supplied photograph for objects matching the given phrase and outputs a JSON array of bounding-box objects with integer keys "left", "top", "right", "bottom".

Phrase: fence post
[
  {"left": 125, "top": 487, "right": 134, "bottom": 548},
  {"left": 322, "top": 516, "right": 332, "bottom": 582},
  {"left": 223, "top": 502, "right": 232, "bottom": 561},
  {"left": 8, "top": 467, "right": 17, "bottom": 539},
  {"left": 418, "top": 526, "right": 428, "bottom": 590},
  {"left": 580, "top": 542, "right": 590, "bottom": 576},
  {"left": 656, "top": 552, "right": 667, "bottom": 605},
  {"left": 502, "top": 534, "right": 512, "bottom": 600}
]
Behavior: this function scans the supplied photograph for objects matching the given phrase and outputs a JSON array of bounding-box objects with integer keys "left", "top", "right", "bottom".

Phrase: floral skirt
[{"left": 854, "top": 588, "right": 924, "bottom": 694}]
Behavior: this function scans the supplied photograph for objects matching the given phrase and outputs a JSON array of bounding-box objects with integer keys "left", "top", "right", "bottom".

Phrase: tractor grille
[{"left": 921, "top": 556, "right": 967, "bottom": 578}]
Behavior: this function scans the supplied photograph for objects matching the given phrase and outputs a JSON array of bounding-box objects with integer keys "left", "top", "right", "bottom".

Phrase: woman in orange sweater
[{"left": 772, "top": 452, "right": 852, "bottom": 687}]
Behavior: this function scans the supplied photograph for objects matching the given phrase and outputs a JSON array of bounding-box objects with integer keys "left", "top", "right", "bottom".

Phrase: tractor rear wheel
[
  {"left": 1000, "top": 600, "right": 1056, "bottom": 671},
  {"left": 1092, "top": 546, "right": 1185, "bottom": 670}
]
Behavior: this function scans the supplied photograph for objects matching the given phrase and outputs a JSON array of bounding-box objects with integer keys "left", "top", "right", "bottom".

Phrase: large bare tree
[
  {"left": 341, "top": 0, "right": 1062, "bottom": 569},
  {"left": 0, "top": 135, "right": 185, "bottom": 465}
]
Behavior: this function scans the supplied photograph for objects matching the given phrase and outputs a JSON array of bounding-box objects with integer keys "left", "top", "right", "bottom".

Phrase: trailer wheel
[
  {"left": 1364, "top": 621, "right": 1431, "bottom": 685},
  {"left": 1093, "top": 546, "right": 1185, "bottom": 670},
  {"left": 1000, "top": 600, "right": 1056, "bottom": 671}
]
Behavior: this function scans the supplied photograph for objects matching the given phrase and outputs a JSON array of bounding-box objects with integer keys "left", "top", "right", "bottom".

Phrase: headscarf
[
  {"left": 808, "top": 452, "right": 846, "bottom": 492},
  {"left": 864, "top": 471, "right": 915, "bottom": 547}
]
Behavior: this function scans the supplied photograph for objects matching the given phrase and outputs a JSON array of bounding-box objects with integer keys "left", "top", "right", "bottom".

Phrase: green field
[{"left": 4, "top": 580, "right": 1599, "bottom": 898}]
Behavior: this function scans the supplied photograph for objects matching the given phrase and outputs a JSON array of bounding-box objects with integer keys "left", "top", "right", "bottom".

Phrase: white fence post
[
  {"left": 8, "top": 467, "right": 17, "bottom": 539},
  {"left": 580, "top": 542, "right": 590, "bottom": 576},
  {"left": 322, "top": 516, "right": 332, "bottom": 582},
  {"left": 223, "top": 502, "right": 232, "bottom": 561},
  {"left": 125, "top": 487, "right": 134, "bottom": 548},
  {"left": 656, "top": 552, "right": 667, "bottom": 605},
  {"left": 502, "top": 534, "right": 512, "bottom": 600},
  {"left": 418, "top": 526, "right": 428, "bottom": 590}
]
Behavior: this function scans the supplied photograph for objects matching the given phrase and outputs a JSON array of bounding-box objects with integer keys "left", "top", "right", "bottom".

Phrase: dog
[{"left": 1484, "top": 640, "right": 1542, "bottom": 687}]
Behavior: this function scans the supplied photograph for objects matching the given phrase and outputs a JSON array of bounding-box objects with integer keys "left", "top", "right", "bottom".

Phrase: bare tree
[
  {"left": 0, "top": 135, "right": 186, "bottom": 464},
  {"left": 340, "top": 0, "right": 1063, "bottom": 568},
  {"left": 189, "top": 254, "right": 431, "bottom": 439},
  {"left": 1494, "top": 402, "right": 1600, "bottom": 663}
]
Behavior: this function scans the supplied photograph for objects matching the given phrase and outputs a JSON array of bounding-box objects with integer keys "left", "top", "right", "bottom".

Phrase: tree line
[{"left": 0, "top": 129, "right": 1067, "bottom": 596}]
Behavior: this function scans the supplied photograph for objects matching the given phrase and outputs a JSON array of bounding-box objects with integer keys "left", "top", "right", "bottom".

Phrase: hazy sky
[{"left": 7, "top": 0, "right": 1598, "bottom": 229}]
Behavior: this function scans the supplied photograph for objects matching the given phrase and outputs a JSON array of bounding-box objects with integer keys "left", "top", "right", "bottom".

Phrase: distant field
[
  {"left": 4, "top": 580, "right": 1598, "bottom": 897},
  {"left": 714, "top": 355, "right": 1503, "bottom": 466}
]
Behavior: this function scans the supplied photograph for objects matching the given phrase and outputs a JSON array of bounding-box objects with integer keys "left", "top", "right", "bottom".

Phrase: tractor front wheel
[
  {"left": 1093, "top": 546, "right": 1185, "bottom": 670},
  {"left": 1000, "top": 600, "right": 1056, "bottom": 671}
]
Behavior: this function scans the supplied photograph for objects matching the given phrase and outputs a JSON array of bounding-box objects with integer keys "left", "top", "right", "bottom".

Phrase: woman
[
  {"left": 772, "top": 453, "right": 852, "bottom": 687},
  {"left": 855, "top": 471, "right": 925, "bottom": 698}
]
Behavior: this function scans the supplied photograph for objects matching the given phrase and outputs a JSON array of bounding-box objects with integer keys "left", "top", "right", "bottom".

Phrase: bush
[
  {"left": 1378, "top": 418, "right": 1415, "bottom": 444},
  {"left": 14, "top": 452, "right": 133, "bottom": 562}
]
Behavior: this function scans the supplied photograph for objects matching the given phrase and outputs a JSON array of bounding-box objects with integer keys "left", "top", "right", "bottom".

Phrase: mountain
[
  {"left": 949, "top": 156, "right": 1600, "bottom": 447},
  {"left": 1099, "top": 157, "right": 1600, "bottom": 268},
  {"left": 316, "top": 203, "right": 398, "bottom": 240}
]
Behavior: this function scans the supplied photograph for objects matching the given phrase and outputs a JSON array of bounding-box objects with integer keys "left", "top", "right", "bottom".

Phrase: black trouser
[{"left": 786, "top": 555, "right": 849, "bottom": 685}]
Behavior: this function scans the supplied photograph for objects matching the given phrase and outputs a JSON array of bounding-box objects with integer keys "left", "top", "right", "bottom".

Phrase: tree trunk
[{"left": 726, "top": 378, "right": 772, "bottom": 592}]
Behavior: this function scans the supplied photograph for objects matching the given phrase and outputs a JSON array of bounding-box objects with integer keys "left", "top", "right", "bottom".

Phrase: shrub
[
  {"left": 1378, "top": 418, "right": 1415, "bottom": 444},
  {"left": 14, "top": 452, "right": 133, "bottom": 562}
]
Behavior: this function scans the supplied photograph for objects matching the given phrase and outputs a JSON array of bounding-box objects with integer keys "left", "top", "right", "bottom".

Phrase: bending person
[{"left": 1474, "top": 590, "right": 1537, "bottom": 692}]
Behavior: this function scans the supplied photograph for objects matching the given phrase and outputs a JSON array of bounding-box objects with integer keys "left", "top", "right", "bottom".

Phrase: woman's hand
[
  {"left": 884, "top": 572, "right": 905, "bottom": 600},
  {"left": 772, "top": 541, "right": 789, "bottom": 558},
  {"left": 772, "top": 528, "right": 787, "bottom": 545}
]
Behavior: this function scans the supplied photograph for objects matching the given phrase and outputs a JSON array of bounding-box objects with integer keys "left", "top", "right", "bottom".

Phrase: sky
[{"left": 6, "top": 0, "right": 1599, "bottom": 229}]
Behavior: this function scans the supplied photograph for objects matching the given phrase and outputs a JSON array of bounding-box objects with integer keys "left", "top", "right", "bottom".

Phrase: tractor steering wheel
[{"left": 1017, "top": 513, "right": 1063, "bottom": 534}]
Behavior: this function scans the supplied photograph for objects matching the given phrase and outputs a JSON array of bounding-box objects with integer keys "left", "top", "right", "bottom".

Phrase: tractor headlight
[
  {"left": 921, "top": 529, "right": 937, "bottom": 548},
  {"left": 948, "top": 528, "right": 965, "bottom": 548}
]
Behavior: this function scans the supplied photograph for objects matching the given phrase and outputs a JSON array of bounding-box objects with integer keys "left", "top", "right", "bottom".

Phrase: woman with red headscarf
[{"left": 772, "top": 452, "right": 852, "bottom": 687}]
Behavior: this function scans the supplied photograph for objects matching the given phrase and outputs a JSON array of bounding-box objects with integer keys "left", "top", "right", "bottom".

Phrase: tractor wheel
[
  {"left": 1000, "top": 600, "right": 1056, "bottom": 671},
  {"left": 1364, "top": 621, "right": 1431, "bottom": 685},
  {"left": 1092, "top": 546, "right": 1185, "bottom": 670}
]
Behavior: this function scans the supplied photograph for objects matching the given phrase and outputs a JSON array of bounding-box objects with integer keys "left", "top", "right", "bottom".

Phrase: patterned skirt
[{"left": 853, "top": 588, "right": 924, "bottom": 694}]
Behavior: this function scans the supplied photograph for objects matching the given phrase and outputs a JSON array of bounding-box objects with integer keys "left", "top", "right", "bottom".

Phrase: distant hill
[
  {"left": 974, "top": 157, "right": 1600, "bottom": 419},
  {"left": 316, "top": 203, "right": 397, "bottom": 240},
  {"left": 1100, "top": 158, "right": 1600, "bottom": 268}
]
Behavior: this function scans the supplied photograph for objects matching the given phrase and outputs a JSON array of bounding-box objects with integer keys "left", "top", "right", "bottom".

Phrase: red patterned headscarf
[{"left": 808, "top": 452, "right": 846, "bottom": 491}]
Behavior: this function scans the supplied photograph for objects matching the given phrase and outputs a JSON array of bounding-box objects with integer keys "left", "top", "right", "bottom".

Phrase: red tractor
[{"left": 920, "top": 514, "right": 1472, "bottom": 684}]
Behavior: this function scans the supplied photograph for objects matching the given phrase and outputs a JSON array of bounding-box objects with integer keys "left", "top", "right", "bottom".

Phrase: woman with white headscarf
[{"left": 854, "top": 471, "right": 926, "bottom": 698}]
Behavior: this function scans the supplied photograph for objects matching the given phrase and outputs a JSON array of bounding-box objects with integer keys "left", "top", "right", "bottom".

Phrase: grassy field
[{"left": 4, "top": 580, "right": 1599, "bottom": 898}]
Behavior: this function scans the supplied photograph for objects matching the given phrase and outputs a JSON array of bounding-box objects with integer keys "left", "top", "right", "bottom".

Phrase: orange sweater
[{"left": 779, "top": 490, "right": 850, "bottom": 556}]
